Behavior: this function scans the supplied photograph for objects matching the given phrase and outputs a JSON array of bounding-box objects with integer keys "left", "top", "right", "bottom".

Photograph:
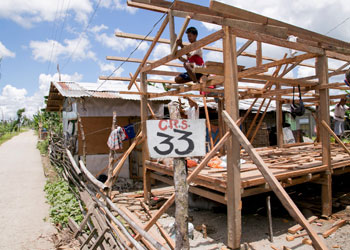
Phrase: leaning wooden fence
[{"left": 49, "top": 134, "right": 167, "bottom": 250}]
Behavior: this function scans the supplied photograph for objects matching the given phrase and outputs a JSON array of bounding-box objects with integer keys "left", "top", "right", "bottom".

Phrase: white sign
[{"left": 147, "top": 119, "right": 206, "bottom": 158}]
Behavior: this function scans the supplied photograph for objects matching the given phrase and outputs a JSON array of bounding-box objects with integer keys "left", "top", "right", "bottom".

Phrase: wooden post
[
  {"left": 218, "top": 98, "right": 225, "bottom": 154},
  {"left": 107, "top": 111, "right": 117, "bottom": 193},
  {"left": 276, "top": 83, "right": 283, "bottom": 147},
  {"left": 316, "top": 55, "right": 332, "bottom": 216},
  {"left": 141, "top": 72, "right": 151, "bottom": 203},
  {"left": 173, "top": 158, "right": 189, "bottom": 250},
  {"left": 77, "top": 114, "right": 86, "bottom": 164},
  {"left": 256, "top": 41, "right": 262, "bottom": 66},
  {"left": 169, "top": 10, "right": 176, "bottom": 49},
  {"left": 223, "top": 26, "right": 241, "bottom": 249},
  {"left": 203, "top": 97, "right": 214, "bottom": 150},
  {"left": 169, "top": 97, "right": 189, "bottom": 250}
]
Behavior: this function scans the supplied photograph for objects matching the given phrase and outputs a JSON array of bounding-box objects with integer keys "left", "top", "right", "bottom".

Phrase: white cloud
[
  {"left": 201, "top": 22, "right": 220, "bottom": 31},
  {"left": 29, "top": 36, "right": 95, "bottom": 62},
  {"left": 0, "top": 0, "right": 93, "bottom": 28},
  {"left": 100, "top": 0, "right": 137, "bottom": 14},
  {"left": 0, "top": 41, "right": 15, "bottom": 58},
  {"left": 93, "top": 28, "right": 149, "bottom": 52},
  {"left": 153, "top": 44, "right": 170, "bottom": 60},
  {"left": 98, "top": 61, "right": 124, "bottom": 76},
  {"left": 0, "top": 72, "right": 82, "bottom": 120}
]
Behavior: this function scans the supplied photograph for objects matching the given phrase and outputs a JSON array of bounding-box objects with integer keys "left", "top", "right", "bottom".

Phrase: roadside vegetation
[
  {"left": 0, "top": 108, "right": 31, "bottom": 145},
  {"left": 35, "top": 109, "right": 83, "bottom": 228}
]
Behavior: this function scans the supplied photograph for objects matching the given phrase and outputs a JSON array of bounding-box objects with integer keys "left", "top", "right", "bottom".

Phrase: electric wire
[
  {"left": 61, "top": 0, "right": 102, "bottom": 70},
  {"left": 92, "top": 0, "right": 177, "bottom": 94}
]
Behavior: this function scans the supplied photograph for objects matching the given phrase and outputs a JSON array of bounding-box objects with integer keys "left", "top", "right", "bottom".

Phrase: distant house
[{"left": 46, "top": 81, "right": 172, "bottom": 178}]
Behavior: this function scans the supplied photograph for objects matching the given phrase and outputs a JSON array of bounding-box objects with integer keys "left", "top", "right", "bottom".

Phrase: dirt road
[{"left": 0, "top": 130, "right": 55, "bottom": 250}]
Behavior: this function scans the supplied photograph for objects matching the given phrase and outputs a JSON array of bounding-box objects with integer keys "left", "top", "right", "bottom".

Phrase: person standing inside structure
[
  {"left": 174, "top": 27, "right": 204, "bottom": 84},
  {"left": 334, "top": 98, "right": 348, "bottom": 139}
]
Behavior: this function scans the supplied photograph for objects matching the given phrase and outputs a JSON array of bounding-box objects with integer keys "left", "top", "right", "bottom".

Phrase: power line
[
  {"left": 61, "top": 0, "right": 102, "bottom": 70},
  {"left": 325, "top": 17, "right": 350, "bottom": 35},
  {"left": 93, "top": 0, "right": 177, "bottom": 93}
]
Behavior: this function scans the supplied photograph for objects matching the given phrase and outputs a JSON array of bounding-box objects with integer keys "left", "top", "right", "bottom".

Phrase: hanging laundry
[
  {"left": 107, "top": 126, "right": 127, "bottom": 150},
  {"left": 123, "top": 124, "right": 136, "bottom": 140}
]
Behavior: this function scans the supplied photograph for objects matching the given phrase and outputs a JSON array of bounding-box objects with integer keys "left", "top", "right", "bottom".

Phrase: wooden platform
[{"left": 145, "top": 143, "right": 350, "bottom": 204}]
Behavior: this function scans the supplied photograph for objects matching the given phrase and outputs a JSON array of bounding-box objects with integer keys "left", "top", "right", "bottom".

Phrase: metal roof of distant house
[{"left": 46, "top": 81, "right": 174, "bottom": 111}]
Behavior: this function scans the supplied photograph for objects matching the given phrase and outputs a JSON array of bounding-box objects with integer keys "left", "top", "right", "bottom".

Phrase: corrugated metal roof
[{"left": 52, "top": 81, "right": 176, "bottom": 101}]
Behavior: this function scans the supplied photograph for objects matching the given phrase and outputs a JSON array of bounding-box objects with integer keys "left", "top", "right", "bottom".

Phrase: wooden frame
[{"left": 101, "top": 1, "right": 350, "bottom": 249}]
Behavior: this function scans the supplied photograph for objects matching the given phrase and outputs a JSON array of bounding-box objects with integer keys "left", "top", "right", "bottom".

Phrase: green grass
[{"left": 0, "top": 131, "right": 21, "bottom": 146}]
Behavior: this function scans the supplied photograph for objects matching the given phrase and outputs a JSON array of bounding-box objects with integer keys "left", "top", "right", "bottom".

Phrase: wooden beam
[
  {"left": 106, "top": 56, "right": 183, "bottom": 68},
  {"left": 229, "top": 27, "right": 324, "bottom": 55},
  {"left": 140, "top": 73, "right": 151, "bottom": 203},
  {"left": 247, "top": 74, "right": 317, "bottom": 87},
  {"left": 222, "top": 111, "right": 328, "bottom": 250},
  {"left": 209, "top": 0, "right": 350, "bottom": 49},
  {"left": 223, "top": 26, "right": 241, "bottom": 249},
  {"left": 171, "top": 15, "right": 191, "bottom": 55},
  {"left": 128, "top": 14, "right": 169, "bottom": 89},
  {"left": 316, "top": 55, "right": 332, "bottom": 217},
  {"left": 141, "top": 29, "right": 224, "bottom": 73},
  {"left": 99, "top": 76, "right": 176, "bottom": 84},
  {"left": 237, "top": 40, "right": 254, "bottom": 56}
]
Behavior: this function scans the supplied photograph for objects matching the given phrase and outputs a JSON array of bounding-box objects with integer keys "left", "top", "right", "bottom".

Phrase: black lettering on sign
[
  {"left": 153, "top": 132, "right": 174, "bottom": 155},
  {"left": 153, "top": 129, "right": 194, "bottom": 156},
  {"left": 173, "top": 129, "right": 194, "bottom": 155}
]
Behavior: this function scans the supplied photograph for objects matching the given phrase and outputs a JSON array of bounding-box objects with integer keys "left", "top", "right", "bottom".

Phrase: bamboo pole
[
  {"left": 107, "top": 111, "right": 117, "bottom": 192},
  {"left": 77, "top": 114, "right": 86, "bottom": 164},
  {"left": 203, "top": 97, "right": 214, "bottom": 149}
]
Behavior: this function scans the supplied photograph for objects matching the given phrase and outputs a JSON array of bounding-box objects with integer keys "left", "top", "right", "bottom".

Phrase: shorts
[{"left": 178, "top": 72, "right": 203, "bottom": 82}]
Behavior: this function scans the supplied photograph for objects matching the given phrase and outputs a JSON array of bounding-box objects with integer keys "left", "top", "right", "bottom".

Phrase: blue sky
[{"left": 0, "top": 0, "right": 349, "bottom": 120}]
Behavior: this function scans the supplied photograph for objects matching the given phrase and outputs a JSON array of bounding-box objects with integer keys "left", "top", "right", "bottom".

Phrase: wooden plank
[
  {"left": 256, "top": 41, "right": 262, "bottom": 66},
  {"left": 141, "top": 201, "right": 175, "bottom": 250},
  {"left": 99, "top": 76, "right": 175, "bottom": 84},
  {"left": 222, "top": 110, "right": 328, "bottom": 250},
  {"left": 247, "top": 74, "right": 317, "bottom": 87},
  {"left": 141, "top": 29, "right": 224, "bottom": 73},
  {"left": 128, "top": 15, "right": 169, "bottom": 89},
  {"left": 223, "top": 26, "right": 241, "bottom": 249},
  {"left": 288, "top": 216, "right": 318, "bottom": 234},
  {"left": 322, "top": 220, "right": 346, "bottom": 238}
]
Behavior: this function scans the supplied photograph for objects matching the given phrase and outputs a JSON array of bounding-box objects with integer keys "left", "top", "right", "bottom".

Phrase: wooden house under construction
[{"left": 55, "top": 1, "right": 350, "bottom": 249}]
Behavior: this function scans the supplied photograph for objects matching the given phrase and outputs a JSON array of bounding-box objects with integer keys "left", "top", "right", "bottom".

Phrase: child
[{"left": 175, "top": 27, "right": 204, "bottom": 84}]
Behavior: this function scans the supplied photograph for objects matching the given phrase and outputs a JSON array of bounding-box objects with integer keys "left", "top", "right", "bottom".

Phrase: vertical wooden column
[
  {"left": 169, "top": 10, "right": 176, "bottom": 49},
  {"left": 276, "top": 84, "right": 283, "bottom": 147},
  {"left": 316, "top": 55, "right": 332, "bottom": 216},
  {"left": 256, "top": 41, "right": 262, "bottom": 66},
  {"left": 141, "top": 72, "right": 151, "bottom": 203},
  {"left": 223, "top": 26, "right": 241, "bottom": 249},
  {"left": 218, "top": 98, "right": 225, "bottom": 155}
]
